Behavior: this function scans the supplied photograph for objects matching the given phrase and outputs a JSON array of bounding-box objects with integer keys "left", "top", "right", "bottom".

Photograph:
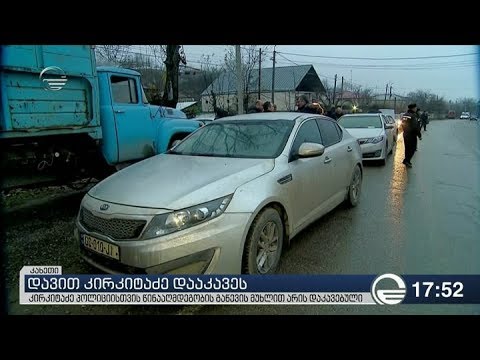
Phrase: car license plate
[{"left": 82, "top": 234, "right": 120, "bottom": 260}]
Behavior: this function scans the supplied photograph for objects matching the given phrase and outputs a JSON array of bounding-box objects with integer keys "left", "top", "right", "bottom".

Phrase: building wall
[{"left": 201, "top": 91, "right": 315, "bottom": 112}]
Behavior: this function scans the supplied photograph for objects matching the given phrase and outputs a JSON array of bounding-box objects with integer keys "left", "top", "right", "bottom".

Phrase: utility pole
[
  {"left": 394, "top": 97, "right": 397, "bottom": 113},
  {"left": 340, "top": 76, "right": 344, "bottom": 103},
  {"left": 389, "top": 85, "right": 392, "bottom": 99},
  {"left": 236, "top": 45, "right": 244, "bottom": 115},
  {"left": 333, "top": 74, "right": 338, "bottom": 106},
  {"left": 258, "top": 48, "right": 262, "bottom": 99},
  {"left": 271, "top": 46, "right": 276, "bottom": 104},
  {"left": 383, "top": 83, "right": 388, "bottom": 107}
]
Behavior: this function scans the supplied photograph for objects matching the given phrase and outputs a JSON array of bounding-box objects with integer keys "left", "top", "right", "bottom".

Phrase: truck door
[{"left": 110, "top": 75, "right": 154, "bottom": 162}]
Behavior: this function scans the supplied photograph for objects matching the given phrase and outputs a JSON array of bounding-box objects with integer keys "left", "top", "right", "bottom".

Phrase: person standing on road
[
  {"left": 402, "top": 103, "right": 422, "bottom": 168},
  {"left": 326, "top": 106, "right": 336, "bottom": 119},
  {"left": 334, "top": 106, "right": 343, "bottom": 120},
  {"left": 263, "top": 101, "right": 274, "bottom": 112},
  {"left": 420, "top": 110, "right": 429, "bottom": 131},
  {"left": 247, "top": 100, "right": 264, "bottom": 113},
  {"left": 416, "top": 108, "right": 422, "bottom": 131},
  {"left": 296, "top": 95, "right": 316, "bottom": 113}
]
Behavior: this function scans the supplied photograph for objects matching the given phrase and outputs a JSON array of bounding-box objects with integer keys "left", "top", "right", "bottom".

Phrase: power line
[
  {"left": 276, "top": 50, "right": 479, "bottom": 61},
  {"left": 277, "top": 53, "right": 299, "bottom": 66},
  {"left": 272, "top": 54, "right": 479, "bottom": 70}
]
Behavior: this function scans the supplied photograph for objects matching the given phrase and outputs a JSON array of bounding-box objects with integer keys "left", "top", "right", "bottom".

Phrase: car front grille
[{"left": 80, "top": 207, "right": 146, "bottom": 240}]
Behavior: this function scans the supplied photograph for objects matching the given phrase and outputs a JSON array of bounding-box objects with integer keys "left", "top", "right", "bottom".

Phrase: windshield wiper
[{"left": 189, "top": 153, "right": 237, "bottom": 158}]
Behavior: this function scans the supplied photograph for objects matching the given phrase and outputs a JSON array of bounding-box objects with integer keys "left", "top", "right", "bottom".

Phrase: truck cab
[
  {"left": 97, "top": 66, "right": 199, "bottom": 166},
  {"left": 0, "top": 45, "right": 200, "bottom": 190}
]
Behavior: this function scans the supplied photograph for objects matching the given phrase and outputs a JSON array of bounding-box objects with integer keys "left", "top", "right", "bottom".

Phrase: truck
[{"left": 0, "top": 45, "right": 200, "bottom": 190}]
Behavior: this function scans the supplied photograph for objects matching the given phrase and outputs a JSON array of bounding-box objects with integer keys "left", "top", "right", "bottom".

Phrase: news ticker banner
[{"left": 19, "top": 266, "right": 480, "bottom": 306}]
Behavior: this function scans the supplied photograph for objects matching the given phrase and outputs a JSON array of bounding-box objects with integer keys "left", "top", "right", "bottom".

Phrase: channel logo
[
  {"left": 40, "top": 66, "right": 68, "bottom": 91},
  {"left": 371, "top": 273, "right": 406, "bottom": 305}
]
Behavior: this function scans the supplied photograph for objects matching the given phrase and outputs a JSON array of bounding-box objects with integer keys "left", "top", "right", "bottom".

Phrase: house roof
[
  {"left": 201, "top": 65, "right": 325, "bottom": 96},
  {"left": 176, "top": 101, "right": 198, "bottom": 110}
]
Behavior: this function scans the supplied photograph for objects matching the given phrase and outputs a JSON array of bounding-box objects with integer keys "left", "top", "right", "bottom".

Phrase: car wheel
[
  {"left": 243, "top": 207, "right": 284, "bottom": 274},
  {"left": 346, "top": 165, "right": 362, "bottom": 207}
]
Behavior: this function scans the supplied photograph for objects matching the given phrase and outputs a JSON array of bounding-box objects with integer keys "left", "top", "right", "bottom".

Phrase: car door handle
[
  {"left": 324, "top": 157, "right": 332, "bottom": 164},
  {"left": 114, "top": 110, "right": 125, "bottom": 113},
  {"left": 347, "top": 146, "right": 352, "bottom": 152}
]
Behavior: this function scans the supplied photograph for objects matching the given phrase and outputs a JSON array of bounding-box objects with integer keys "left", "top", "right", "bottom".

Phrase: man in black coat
[
  {"left": 296, "top": 95, "right": 317, "bottom": 113},
  {"left": 402, "top": 103, "right": 422, "bottom": 168},
  {"left": 247, "top": 100, "right": 264, "bottom": 113}
]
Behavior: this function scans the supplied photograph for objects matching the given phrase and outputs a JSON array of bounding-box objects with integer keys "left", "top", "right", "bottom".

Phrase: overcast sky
[{"left": 180, "top": 45, "right": 479, "bottom": 101}]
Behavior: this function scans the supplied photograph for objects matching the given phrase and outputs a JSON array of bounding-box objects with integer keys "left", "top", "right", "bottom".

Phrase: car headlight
[
  {"left": 142, "top": 195, "right": 233, "bottom": 240},
  {"left": 370, "top": 136, "right": 384, "bottom": 144}
]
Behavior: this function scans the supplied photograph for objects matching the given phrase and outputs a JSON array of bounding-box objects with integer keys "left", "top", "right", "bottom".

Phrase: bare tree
[
  {"left": 148, "top": 45, "right": 167, "bottom": 67},
  {"left": 351, "top": 84, "right": 374, "bottom": 108},
  {"left": 224, "top": 45, "right": 270, "bottom": 111},
  {"left": 161, "top": 45, "right": 186, "bottom": 108},
  {"left": 453, "top": 97, "right": 477, "bottom": 115},
  {"left": 318, "top": 79, "right": 335, "bottom": 110},
  {"left": 199, "top": 54, "right": 226, "bottom": 115},
  {"left": 95, "top": 45, "right": 131, "bottom": 65},
  {"left": 318, "top": 79, "right": 374, "bottom": 112}
]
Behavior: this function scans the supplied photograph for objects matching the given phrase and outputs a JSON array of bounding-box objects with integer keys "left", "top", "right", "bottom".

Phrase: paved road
[
  {"left": 4, "top": 120, "right": 480, "bottom": 315},
  {"left": 195, "top": 119, "right": 480, "bottom": 315}
]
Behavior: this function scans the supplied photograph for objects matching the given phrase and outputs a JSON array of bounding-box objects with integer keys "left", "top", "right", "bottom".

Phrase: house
[{"left": 201, "top": 65, "right": 325, "bottom": 112}]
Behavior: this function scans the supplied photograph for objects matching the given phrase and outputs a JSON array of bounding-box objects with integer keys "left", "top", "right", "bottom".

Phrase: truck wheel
[{"left": 242, "top": 207, "right": 284, "bottom": 274}]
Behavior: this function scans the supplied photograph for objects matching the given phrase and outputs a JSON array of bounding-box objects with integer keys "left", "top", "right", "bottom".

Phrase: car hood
[
  {"left": 88, "top": 154, "right": 275, "bottom": 209},
  {"left": 344, "top": 128, "right": 384, "bottom": 139}
]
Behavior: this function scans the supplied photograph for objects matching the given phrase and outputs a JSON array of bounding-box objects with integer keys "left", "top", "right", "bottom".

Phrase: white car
[
  {"left": 75, "top": 113, "right": 363, "bottom": 275},
  {"left": 337, "top": 113, "right": 396, "bottom": 165},
  {"left": 460, "top": 112, "right": 471, "bottom": 120}
]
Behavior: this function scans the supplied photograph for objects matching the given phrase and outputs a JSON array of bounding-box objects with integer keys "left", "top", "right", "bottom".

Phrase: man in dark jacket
[
  {"left": 402, "top": 103, "right": 422, "bottom": 168},
  {"left": 247, "top": 100, "right": 264, "bottom": 113},
  {"left": 296, "top": 95, "right": 317, "bottom": 113},
  {"left": 263, "top": 101, "right": 274, "bottom": 112},
  {"left": 420, "top": 111, "right": 429, "bottom": 131},
  {"left": 326, "top": 106, "right": 336, "bottom": 119}
]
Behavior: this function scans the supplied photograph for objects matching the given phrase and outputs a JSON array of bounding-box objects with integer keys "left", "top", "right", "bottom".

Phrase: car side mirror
[{"left": 298, "top": 143, "right": 325, "bottom": 158}]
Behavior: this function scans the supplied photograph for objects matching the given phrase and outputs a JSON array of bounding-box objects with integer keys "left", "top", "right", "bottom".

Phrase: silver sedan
[{"left": 74, "top": 112, "right": 363, "bottom": 275}]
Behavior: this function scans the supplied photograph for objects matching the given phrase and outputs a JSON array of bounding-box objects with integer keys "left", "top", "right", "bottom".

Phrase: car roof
[
  {"left": 215, "top": 112, "right": 332, "bottom": 123},
  {"left": 340, "top": 113, "right": 381, "bottom": 117}
]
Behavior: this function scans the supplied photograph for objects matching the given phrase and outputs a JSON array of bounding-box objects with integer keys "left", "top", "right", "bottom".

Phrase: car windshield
[
  {"left": 169, "top": 120, "right": 294, "bottom": 158},
  {"left": 338, "top": 115, "right": 382, "bottom": 129}
]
